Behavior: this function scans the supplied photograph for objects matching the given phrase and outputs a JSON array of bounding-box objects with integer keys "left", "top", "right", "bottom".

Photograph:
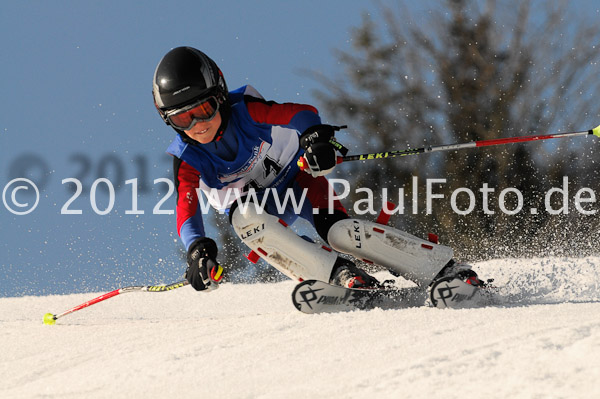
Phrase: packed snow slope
[{"left": 2, "top": 257, "right": 600, "bottom": 399}]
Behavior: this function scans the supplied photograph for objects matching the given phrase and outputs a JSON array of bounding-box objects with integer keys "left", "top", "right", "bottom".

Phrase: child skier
[{"left": 152, "top": 46, "right": 481, "bottom": 292}]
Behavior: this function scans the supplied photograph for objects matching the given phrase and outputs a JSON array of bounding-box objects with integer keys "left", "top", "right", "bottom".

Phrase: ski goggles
[{"left": 164, "top": 96, "right": 220, "bottom": 130}]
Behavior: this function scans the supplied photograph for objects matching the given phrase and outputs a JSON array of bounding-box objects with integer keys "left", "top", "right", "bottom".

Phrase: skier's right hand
[{"left": 185, "top": 237, "right": 223, "bottom": 292}]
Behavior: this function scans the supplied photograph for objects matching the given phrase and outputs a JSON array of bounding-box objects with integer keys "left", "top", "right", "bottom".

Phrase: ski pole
[
  {"left": 43, "top": 280, "right": 189, "bottom": 325},
  {"left": 298, "top": 124, "right": 600, "bottom": 170}
]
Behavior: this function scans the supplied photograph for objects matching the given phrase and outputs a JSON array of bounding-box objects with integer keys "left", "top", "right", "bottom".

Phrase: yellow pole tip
[
  {"left": 592, "top": 125, "right": 600, "bottom": 137},
  {"left": 43, "top": 313, "right": 56, "bottom": 325}
]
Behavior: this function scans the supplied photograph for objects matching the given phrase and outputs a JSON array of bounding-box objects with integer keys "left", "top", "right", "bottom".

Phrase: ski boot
[
  {"left": 432, "top": 259, "right": 484, "bottom": 287},
  {"left": 330, "top": 258, "right": 380, "bottom": 289}
]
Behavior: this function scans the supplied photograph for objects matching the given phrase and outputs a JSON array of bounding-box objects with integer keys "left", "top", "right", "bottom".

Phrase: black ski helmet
[{"left": 153, "top": 46, "right": 230, "bottom": 141}]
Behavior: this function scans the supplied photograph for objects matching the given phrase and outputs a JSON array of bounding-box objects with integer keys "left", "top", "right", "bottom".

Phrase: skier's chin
[{"left": 187, "top": 129, "right": 217, "bottom": 144}]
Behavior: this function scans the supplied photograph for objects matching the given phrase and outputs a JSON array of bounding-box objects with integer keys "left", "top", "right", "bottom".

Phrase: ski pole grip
[
  {"left": 297, "top": 156, "right": 308, "bottom": 171},
  {"left": 297, "top": 155, "right": 344, "bottom": 171}
]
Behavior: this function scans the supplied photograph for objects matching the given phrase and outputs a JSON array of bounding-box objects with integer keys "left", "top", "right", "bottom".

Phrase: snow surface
[{"left": 2, "top": 257, "right": 600, "bottom": 399}]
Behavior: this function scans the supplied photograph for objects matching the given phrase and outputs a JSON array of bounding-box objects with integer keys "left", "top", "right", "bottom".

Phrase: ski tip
[{"left": 591, "top": 124, "right": 600, "bottom": 138}]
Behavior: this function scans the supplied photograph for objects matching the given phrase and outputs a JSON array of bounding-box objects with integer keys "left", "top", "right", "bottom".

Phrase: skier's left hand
[{"left": 299, "top": 124, "right": 339, "bottom": 177}]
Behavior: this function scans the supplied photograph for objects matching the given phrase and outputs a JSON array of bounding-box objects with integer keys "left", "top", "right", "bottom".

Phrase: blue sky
[{"left": 2, "top": 1, "right": 600, "bottom": 297}]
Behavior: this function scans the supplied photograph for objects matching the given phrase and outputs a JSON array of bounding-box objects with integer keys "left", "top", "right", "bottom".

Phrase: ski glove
[
  {"left": 185, "top": 237, "right": 224, "bottom": 292},
  {"left": 299, "top": 124, "right": 348, "bottom": 177}
]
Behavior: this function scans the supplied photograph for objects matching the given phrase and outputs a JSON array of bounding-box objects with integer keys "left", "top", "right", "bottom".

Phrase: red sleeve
[
  {"left": 246, "top": 98, "right": 318, "bottom": 126},
  {"left": 174, "top": 159, "right": 203, "bottom": 240}
]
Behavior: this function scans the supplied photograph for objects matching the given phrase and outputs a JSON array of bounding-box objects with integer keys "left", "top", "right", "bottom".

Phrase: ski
[
  {"left": 292, "top": 277, "right": 498, "bottom": 314},
  {"left": 292, "top": 280, "right": 427, "bottom": 314},
  {"left": 429, "top": 276, "right": 498, "bottom": 309}
]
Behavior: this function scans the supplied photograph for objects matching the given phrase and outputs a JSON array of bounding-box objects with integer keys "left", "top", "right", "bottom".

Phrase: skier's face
[{"left": 183, "top": 111, "right": 222, "bottom": 144}]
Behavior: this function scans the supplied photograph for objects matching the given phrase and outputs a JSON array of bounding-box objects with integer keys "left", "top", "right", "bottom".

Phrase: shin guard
[
  {"left": 230, "top": 202, "right": 338, "bottom": 282},
  {"left": 327, "top": 219, "right": 453, "bottom": 287}
]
